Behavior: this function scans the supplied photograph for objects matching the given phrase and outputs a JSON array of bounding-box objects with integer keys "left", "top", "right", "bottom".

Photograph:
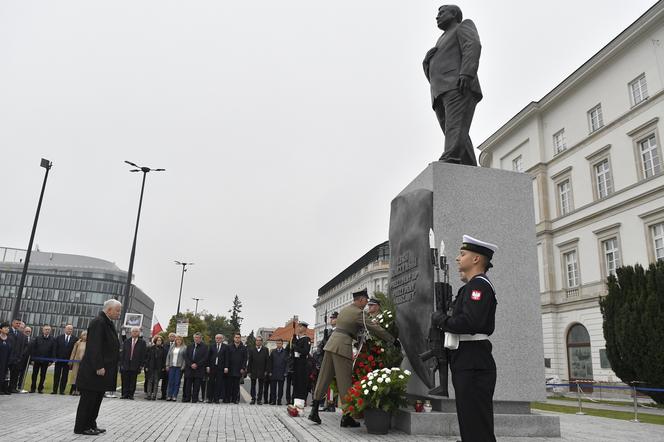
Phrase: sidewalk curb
[{"left": 276, "top": 411, "right": 313, "bottom": 442}]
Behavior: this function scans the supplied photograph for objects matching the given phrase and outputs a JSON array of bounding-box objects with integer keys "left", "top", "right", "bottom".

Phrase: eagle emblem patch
[{"left": 471, "top": 290, "right": 482, "bottom": 301}]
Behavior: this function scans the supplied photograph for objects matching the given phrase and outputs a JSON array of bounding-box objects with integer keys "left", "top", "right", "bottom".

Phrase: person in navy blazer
[
  {"left": 52, "top": 324, "right": 78, "bottom": 395},
  {"left": 423, "top": 4, "right": 482, "bottom": 166},
  {"left": 182, "top": 332, "right": 208, "bottom": 403}
]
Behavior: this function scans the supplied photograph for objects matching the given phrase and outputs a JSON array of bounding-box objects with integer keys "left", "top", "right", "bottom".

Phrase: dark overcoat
[
  {"left": 76, "top": 311, "right": 120, "bottom": 392},
  {"left": 267, "top": 347, "right": 288, "bottom": 381},
  {"left": 247, "top": 346, "right": 269, "bottom": 379},
  {"left": 224, "top": 343, "right": 247, "bottom": 377}
]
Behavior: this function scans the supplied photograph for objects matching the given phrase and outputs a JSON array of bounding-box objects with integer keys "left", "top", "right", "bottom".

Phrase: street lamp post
[
  {"left": 175, "top": 261, "right": 194, "bottom": 318},
  {"left": 11, "top": 158, "right": 52, "bottom": 321},
  {"left": 120, "top": 161, "right": 165, "bottom": 323},
  {"left": 192, "top": 297, "right": 204, "bottom": 315}
]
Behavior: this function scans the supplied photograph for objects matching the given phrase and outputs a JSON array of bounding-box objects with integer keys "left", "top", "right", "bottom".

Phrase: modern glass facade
[{"left": 0, "top": 247, "right": 154, "bottom": 337}]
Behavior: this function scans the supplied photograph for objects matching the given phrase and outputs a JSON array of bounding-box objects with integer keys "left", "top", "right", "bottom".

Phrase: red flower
[
  {"left": 361, "top": 375, "right": 368, "bottom": 381},
  {"left": 359, "top": 362, "right": 365, "bottom": 368},
  {"left": 357, "top": 398, "right": 363, "bottom": 406},
  {"left": 348, "top": 405, "right": 355, "bottom": 412},
  {"left": 368, "top": 355, "right": 374, "bottom": 362},
  {"left": 379, "top": 363, "right": 384, "bottom": 368}
]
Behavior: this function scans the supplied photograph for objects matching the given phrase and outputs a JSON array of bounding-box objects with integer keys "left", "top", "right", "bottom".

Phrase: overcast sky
[{"left": 1, "top": 0, "right": 657, "bottom": 334}]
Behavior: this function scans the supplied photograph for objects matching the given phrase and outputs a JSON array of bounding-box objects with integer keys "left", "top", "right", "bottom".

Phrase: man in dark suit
[
  {"left": 52, "top": 324, "right": 78, "bottom": 395},
  {"left": 30, "top": 324, "right": 55, "bottom": 393},
  {"left": 206, "top": 333, "right": 226, "bottom": 403},
  {"left": 74, "top": 299, "right": 121, "bottom": 436},
  {"left": 224, "top": 332, "right": 247, "bottom": 404},
  {"left": 423, "top": 4, "right": 482, "bottom": 166},
  {"left": 268, "top": 338, "right": 288, "bottom": 405},
  {"left": 8, "top": 319, "right": 27, "bottom": 393},
  {"left": 183, "top": 332, "right": 207, "bottom": 403},
  {"left": 120, "top": 326, "right": 147, "bottom": 399},
  {"left": 160, "top": 332, "right": 175, "bottom": 400},
  {"left": 247, "top": 336, "right": 269, "bottom": 405},
  {"left": 17, "top": 325, "right": 33, "bottom": 392}
]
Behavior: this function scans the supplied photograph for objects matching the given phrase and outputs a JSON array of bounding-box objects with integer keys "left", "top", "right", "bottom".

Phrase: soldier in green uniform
[{"left": 308, "top": 289, "right": 400, "bottom": 427}]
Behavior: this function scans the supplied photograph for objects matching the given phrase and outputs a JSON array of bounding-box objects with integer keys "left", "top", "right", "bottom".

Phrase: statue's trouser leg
[{"left": 435, "top": 90, "right": 478, "bottom": 166}]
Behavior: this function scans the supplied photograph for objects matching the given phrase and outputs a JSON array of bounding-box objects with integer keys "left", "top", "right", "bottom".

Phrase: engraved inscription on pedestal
[
  {"left": 391, "top": 252, "right": 419, "bottom": 305},
  {"left": 389, "top": 189, "right": 434, "bottom": 390}
]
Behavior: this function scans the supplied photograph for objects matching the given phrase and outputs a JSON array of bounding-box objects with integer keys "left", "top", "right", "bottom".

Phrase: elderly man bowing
[{"left": 74, "top": 299, "right": 121, "bottom": 436}]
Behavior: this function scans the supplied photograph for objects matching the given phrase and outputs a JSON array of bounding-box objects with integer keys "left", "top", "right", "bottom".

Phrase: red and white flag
[{"left": 151, "top": 315, "right": 163, "bottom": 337}]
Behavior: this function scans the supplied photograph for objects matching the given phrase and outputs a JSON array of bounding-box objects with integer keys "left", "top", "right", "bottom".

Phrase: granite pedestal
[{"left": 389, "top": 162, "right": 560, "bottom": 437}]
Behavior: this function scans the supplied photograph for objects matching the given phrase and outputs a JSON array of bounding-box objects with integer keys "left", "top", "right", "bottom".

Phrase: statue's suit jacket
[
  {"left": 424, "top": 19, "right": 482, "bottom": 107},
  {"left": 323, "top": 304, "right": 393, "bottom": 360}
]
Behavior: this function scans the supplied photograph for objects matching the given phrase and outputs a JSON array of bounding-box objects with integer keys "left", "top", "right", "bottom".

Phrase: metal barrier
[{"left": 545, "top": 380, "right": 664, "bottom": 423}]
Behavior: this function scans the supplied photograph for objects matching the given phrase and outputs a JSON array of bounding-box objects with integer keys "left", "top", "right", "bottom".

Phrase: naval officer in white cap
[{"left": 431, "top": 234, "right": 498, "bottom": 442}]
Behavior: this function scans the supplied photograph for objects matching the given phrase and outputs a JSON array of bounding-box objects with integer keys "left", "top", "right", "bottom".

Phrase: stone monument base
[{"left": 392, "top": 409, "right": 561, "bottom": 437}]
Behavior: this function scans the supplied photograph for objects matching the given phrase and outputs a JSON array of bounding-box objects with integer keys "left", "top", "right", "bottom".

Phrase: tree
[
  {"left": 203, "top": 313, "right": 234, "bottom": 340},
  {"left": 600, "top": 261, "right": 664, "bottom": 404},
  {"left": 245, "top": 330, "right": 256, "bottom": 349},
  {"left": 166, "top": 311, "right": 209, "bottom": 345},
  {"left": 228, "top": 295, "right": 243, "bottom": 333}
]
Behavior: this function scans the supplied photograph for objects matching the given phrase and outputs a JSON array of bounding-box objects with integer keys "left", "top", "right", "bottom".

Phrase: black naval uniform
[
  {"left": 433, "top": 273, "right": 497, "bottom": 442},
  {"left": 291, "top": 334, "right": 311, "bottom": 401}
]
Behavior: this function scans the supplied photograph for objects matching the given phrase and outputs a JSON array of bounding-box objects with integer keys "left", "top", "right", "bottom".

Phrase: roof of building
[
  {"left": 477, "top": 1, "right": 664, "bottom": 163},
  {"left": 0, "top": 247, "right": 123, "bottom": 273},
  {"left": 267, "top": 318, "right": 315, "bottom": 342},
  {"left": 318, "top": 241, "right": 389, "bottom": 296}
]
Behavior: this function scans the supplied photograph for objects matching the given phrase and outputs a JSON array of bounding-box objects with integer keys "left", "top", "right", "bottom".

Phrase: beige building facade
[{"left": 478, "top": 2, "right": 664, "bottom": 383}]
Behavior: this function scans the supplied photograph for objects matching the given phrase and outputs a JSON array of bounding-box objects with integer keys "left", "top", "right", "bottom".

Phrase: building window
[
  {"left": 553, "top": 129, "right": 567, "bottom": 154},
  {"left": 544, "top": 358, "right": 551, "bottom": 368},
  {"left": 594, "top": 159, "right": 613, "bottom": 199},
  {"left": 639, "top": 135, "right": 662, "bottom": 178},
  {"left": 563, "top": 250, "right": 580, "bottom": 288},
  {"left": 599, "top": 349, "right": 612, "bottom": 369},
  {"left": 652, "top": 222, "right": 664, "bottom": 261},
  {"left": 588, "top": 104, "right": 604, "bottom": 133},
  {"left": 629, "top": 74, "right": 648, "bottom": 106},
  {"left": 602, "top": 237, "right": 621, "bottom": 276},
  {"left": 558, "top": 180, "right": 572, "bottom": 215},
  {"left": 512, "top": 155, "right": 523, "bottom": 172}
]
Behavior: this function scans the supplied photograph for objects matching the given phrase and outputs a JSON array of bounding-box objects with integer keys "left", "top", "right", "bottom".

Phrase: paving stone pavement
[{"left": 3, "top": 392, "right": 664, "bottom": 441}]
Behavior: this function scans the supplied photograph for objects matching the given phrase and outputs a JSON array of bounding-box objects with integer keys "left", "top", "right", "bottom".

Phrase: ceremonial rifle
[{"left": 418, "top": 229, "right": 453, "bottom": 396}]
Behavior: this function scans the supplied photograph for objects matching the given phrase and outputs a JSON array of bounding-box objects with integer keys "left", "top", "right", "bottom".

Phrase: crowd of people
[{"left": 0, "top": 313, "right": 327, "bottom": 407}]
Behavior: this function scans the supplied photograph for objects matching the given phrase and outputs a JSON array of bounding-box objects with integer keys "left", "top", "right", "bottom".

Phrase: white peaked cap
[{"left": 461, "top": 234, "right": 498, "bottom": 257}]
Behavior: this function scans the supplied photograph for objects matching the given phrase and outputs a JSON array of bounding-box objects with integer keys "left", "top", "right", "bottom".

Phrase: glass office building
[{"left": 0, "top": 247, "right": 154, "bottom": 337}]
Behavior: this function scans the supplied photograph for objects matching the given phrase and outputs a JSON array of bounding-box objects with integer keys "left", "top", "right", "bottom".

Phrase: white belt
[
  {"left": 459, "top": 333, "right": 489, "bottom": 341},
  {"left": 444, "top": 333, "right": 489, "bottom": 350}
]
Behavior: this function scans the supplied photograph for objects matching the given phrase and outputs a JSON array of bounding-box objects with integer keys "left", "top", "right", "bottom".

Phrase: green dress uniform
[{"left": 312, "top": 303, "right": 394, "bottom": 409}]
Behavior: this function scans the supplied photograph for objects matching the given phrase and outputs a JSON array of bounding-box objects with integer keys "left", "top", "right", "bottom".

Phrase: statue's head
[{"left": 437, "top": 5, "right": 462, "bottom": 30}]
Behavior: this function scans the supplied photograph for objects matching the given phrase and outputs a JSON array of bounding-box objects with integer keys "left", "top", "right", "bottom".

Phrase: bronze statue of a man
[{"left": 423, "top": 5, "right": 482, "bottom": 166}]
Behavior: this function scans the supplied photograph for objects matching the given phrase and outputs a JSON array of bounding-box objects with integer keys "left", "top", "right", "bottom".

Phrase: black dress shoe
[
  {"left": 92, "top": 427, "right": 106, "bottom": 433},
  {"left": 250, "top": 399, "right": 256, "bottom": 405},
  {"left": 51, "top": 391, "right": 58, "bottom": 394},
  {"left": 340, "top": 415, "right": 360, "bottom": 428},
  {"left": 257, "top": 401, "right": 262, "bottom": 405},
  {"left": 74, "top": 429, "right": 100, "bottom": 436}
]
